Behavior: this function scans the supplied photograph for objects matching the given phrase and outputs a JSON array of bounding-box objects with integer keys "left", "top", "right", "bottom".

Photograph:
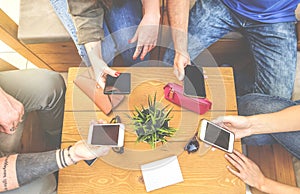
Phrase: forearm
[
  {"left": 67, "top": 0, "right": 105, "bottom": 44},
  {"left": 167, "top": 0, "right": 190, "bottom": 53},
  {"left": 142, "top": 0, "right": 160, "bottom": 18},
  {"left": 259, "top": 177, "right": 300, "bottom": 194},
  {"left": 0, "top": 148, "right": 77, "bottom": 192},
  {"left": 248, "top": 105, "right": 300, "bottom": 135}
]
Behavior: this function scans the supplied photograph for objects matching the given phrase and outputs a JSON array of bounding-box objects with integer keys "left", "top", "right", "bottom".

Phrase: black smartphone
[
  {"left": 104, "top": 73, "right": 131, "bottom": 94},
  {"left": 84, "top": 158, "right": 97, "bottom": 166},
  {"left": 183, "top": 65, "right": 206, "bottom": 98}
]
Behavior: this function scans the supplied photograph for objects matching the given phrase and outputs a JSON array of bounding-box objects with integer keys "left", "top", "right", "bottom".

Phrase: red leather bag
[{"left": 163, "top": 83, "right": 212, "bottom": 115}]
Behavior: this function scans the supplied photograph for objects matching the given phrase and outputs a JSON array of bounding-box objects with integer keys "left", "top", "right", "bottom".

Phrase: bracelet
[
  {"left": 67, "top": 146, "right": 77, "bottom": 165},
  {"left": 59, "top": 150, "right": 67, "bottom": 168},
  {"left": 62, "top": 149, "right": 68, "bottom": 167}
]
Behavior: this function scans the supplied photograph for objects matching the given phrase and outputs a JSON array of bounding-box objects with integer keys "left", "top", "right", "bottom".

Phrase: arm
[
  {"left": 67, "top": 0, "right": 117, "bottom": 88},
  {"left": 129, "top": 0, "right": 160, "bottom": 60},
  {"left": 225, "top": 150, "right": 300, "bottom": 194},
  {"left": 249, "top": 105, "right": 300, "bottom": 134},
  {"left": 215, "top": 105, "right": 300, "bottom": 139},
  {"left": 67, "top": 0, "right": 105, "bottom": 45},
  {"left": 0, "top": 141, "right": 109, "bottom": 192},
  {"left": 167, "top": 0, "right": 190, "bottom": 80}
]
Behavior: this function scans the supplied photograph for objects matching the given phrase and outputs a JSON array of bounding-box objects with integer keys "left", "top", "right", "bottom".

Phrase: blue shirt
[{"left": 222, "top": 0, "right": 300, "bottom": 23}]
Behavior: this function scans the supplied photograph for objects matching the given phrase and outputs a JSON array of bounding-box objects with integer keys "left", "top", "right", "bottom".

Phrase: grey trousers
[{"left": 0, "top": 69, "right": 66, "bottom": 193}]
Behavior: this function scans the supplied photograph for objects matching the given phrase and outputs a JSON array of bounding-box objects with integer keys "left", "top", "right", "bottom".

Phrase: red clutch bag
[{"left": 163, "top": 83, "right": 212, "bottom": 115}]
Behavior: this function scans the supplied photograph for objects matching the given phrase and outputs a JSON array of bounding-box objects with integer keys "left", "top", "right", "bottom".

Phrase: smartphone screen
[
  {"left": 90, "top": 124, "right": 120, "bottom": 146},
  {"left": 184, "top": 65, "right": 206, "bottom": 98},
  {"left": 204, "top": 123, "right": 230, "bottom": 150},
  {"left": 199, "top": 120, "right": 234, "bottom": 152},
  {"left": 104, "top": 73, "right": 131, "bottom": 94}
]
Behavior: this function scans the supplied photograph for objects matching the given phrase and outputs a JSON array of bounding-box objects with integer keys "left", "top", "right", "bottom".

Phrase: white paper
[{"left": 141, "top": 156, "right": 184, "bottom": 192}]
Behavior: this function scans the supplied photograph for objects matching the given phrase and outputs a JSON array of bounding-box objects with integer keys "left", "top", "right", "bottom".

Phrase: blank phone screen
[
  {"left": 204, "top": 123, "right": 230, "bottom": 150},
  {"left": 184, "top": 65, "right": 206, "bottom": 98},
  {"left": 91, "top": 125, "right": 119, "bottom": 145}
]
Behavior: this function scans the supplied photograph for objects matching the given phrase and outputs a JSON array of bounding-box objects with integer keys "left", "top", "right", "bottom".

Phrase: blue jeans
[
  {"left": 163, "top": 0, "right": 297, "bottom": 99},
  {"left": 50, "top": 0, "right": 149, "bottom": 66},
  {"left": 238, "top": 93, "right": 300, "bottom": 159}
]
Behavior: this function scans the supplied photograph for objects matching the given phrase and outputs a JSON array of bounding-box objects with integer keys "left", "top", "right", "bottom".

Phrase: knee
[
  {"left": 34, "top": 70, "right": 66, "bottom": 106},
  {"left": 242, "top": 134, "right": 276, "bottom": 146},
  {"left": 237, "top": 93, "right": 295, "bottom": 116}
]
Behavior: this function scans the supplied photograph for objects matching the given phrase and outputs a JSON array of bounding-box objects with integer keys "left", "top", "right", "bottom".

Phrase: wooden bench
[{"left": 247, "top": 144, "right": 297, "bottom": 194}]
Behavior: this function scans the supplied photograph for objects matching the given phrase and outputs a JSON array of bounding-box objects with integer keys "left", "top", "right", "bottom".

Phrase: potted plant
[{"left": 129, "top": 93, "right": 177, "bottom": 149}]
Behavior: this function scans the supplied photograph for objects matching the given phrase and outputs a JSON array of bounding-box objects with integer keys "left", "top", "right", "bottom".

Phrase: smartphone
[
  {"left": 104, "top": 73, "right": 131, "bottom": 94},
  {"left": 199, "top": 119, "right": 234, "bottom": 153},
  {"left": 184, "top": 65, "right": 206, "bottom": 98},
  {"left": 87, "top": 123, "right": 125, "bottom": 147},
  {"left": 84, "top": 158, "right": 97, "bottom": 166}
]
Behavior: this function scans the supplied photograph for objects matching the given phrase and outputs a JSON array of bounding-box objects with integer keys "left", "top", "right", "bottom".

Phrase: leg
[
  {"left": 238, "top": 93, "right": 300, "bottom": 159},
  {"left": 243, "top": 21, "right": 297, "bottom": 98},
  {"left": 104, "top": 0, "right": 149, "bottom": 66},
  {"left": 163, "top": 0, "right": 239, "bottom": 65},
  {"left": 0, "top": 69, "right": 66, "bottom": 151},
  {"left": 49, "top": 0, "right": 90, "bottom": 65}
]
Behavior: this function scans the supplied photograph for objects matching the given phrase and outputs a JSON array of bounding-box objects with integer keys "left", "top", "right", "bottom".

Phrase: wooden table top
[{"left": 57, "top": 67, "right": 245, "bottom": 194}]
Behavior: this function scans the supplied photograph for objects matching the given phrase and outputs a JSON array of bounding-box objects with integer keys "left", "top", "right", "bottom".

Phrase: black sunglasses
[
  {"left": 110, "top": 115, "right": 124, "bottom": 154},
  {"left": 184, "top": 132, "right": 200, "bottom": 154}
]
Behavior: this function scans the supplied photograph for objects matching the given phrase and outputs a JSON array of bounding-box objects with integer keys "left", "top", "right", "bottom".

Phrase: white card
[{"left": 141, "top": 156, "right": 184, "bottom": 192}]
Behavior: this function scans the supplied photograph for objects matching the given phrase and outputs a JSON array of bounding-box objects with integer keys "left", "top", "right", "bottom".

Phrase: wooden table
[{"left": 57, "top": 67, "right": 245, "bottom": 194}]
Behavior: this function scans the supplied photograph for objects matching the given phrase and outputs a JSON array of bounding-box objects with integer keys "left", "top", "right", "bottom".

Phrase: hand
[
  {"left": 225, "top": 150, "right": 266, "bottom": 190},
  {"left": 85, "top": 41, "right": 119, "bottom": 89},
  {"left": 0, "top": 88, "right": 24, "bottom": 134},
  {"left": 173, "top": 52, "right": 190, "bottom": 81},
  {"left": 69, "top": 119, "right": 111, "bottom": 162},
  {"left": 129, "top": 13, "right": 160, "bottom": 60},
  {"left": 70, "top": 140, "right": 110, "bottom": 162},
  {"left": 213, "top": 116, "right": 253, "bottom": 139}
]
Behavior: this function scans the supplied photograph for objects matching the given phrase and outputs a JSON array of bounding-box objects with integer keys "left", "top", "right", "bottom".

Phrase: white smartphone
[
  {"left": 199, "top": 119, "right": 234, "bottom": 153},
  {"left": 87, "top": 123, "right": 125, "bottom": 147}
]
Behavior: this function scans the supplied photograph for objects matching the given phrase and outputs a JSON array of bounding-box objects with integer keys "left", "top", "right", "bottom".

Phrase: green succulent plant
[{"left": 129, "top": 93, "right": 177, "bottom": 149}]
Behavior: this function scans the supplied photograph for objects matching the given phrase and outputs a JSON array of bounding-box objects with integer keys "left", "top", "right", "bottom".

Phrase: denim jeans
[
  {"left": 50, "top": 0, "right": 149, "bottom": 66},
  {"left": 163, "top": 0, "right": 297, "bottom": 99},
  {"left": 238, "top": 93, "right": 300, "bottom": 159}
]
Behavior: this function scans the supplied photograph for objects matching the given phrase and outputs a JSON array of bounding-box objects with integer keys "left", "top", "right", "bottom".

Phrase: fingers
[
  {"left": 133, "top": 46, "right": 143, "bottom": 60},
  {"left": 225, "top": 152, "right": 244, "bottom": 172},
  {"left": 128, "top": 32, "right": 138, "bottom": 44},
  {"left": 173, "top": 68, "right": 185, "bottom": 81},
  {"left": 226, "top": 165, "right": 241, "bottom": 178},
  {"left": 132, "top": 44, "right": 155, "bottom": 60},
  {"left": 6, "top": 94, "right": 24, "bottom": 123},
  {"left": 90, "top": 145, "right": 110, "bottom": 158},
  {"left": 140, "top": 45, "right": 149, "bottom": 60},
  {"left": 103, "top": 66, "right": 120, "bottom": 78}
]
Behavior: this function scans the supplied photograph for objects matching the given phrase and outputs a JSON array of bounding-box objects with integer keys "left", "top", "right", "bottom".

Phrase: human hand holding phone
[
  {"left": 85, "top": 41, "right": 120, "bottom": 89},
  {"left": 199, "top": 119, "right": 234, "bottom": 153},
  {"left": 213, "top": 116, "right": 253, "bottom": 139},
  {"left": 104, "top": 73, "right": 131, "bottom": 95}
]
